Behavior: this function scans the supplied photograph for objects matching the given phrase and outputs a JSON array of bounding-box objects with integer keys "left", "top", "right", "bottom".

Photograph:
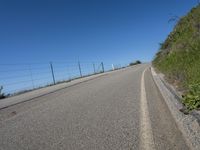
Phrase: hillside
[{"left": 153, "top": 5, "right": 200, "bottom": 110}]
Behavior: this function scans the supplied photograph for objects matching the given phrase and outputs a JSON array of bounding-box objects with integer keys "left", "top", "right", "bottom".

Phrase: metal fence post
[
  {"left": 101, "top": 62, "right": 104, "bottom": 73},
  {"left": 50, "top": 62, "right": 56, "bottom": 85},
  {"left": 93, "top": 63, "right": 96, "bottom": 74},
  {"left": 78, "top": 61, "right": 82, "bottom": 77}
]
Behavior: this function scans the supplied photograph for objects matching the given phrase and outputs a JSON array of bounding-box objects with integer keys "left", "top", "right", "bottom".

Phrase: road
[{"left": 0, "top": 64, "right": 189, "bottom": 150}]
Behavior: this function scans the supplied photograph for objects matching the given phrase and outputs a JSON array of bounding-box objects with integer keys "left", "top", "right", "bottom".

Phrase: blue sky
[
  {"left": 0, "top": 0, "right": 198, "bottom": 64},
  {"left": 0, "top": 0, "right": 199, "bottom": 93}
]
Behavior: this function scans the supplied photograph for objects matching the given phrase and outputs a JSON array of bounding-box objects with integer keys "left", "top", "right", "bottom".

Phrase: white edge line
[{"left": 139, "top": 68, "right": 155, "bottom": 150}]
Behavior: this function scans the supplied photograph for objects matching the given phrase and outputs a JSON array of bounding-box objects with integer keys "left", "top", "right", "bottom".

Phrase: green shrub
[
  {"left": 182, "top": 84, "right": 200, "bottom": 110},
  {"left": 129, "top": 60, "right": 141, "bottom": 66}
]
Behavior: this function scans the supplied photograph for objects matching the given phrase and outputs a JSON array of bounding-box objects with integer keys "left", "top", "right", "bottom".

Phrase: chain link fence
[{"left": 0, "top": 61, "right": 106, "bottom": 95}]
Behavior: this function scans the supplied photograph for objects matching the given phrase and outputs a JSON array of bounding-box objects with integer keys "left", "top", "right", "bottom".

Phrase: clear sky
[
  {"left": 0, "top": 0, "right": 199, "bottom": 94},
  {"left": 0, "top": 0, "right": 198, "bottom": 65}
]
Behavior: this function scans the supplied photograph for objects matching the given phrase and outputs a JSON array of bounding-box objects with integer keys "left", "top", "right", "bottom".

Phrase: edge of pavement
[
  {"left": 0, "top": 65, "right": 142, "bottom": 110},
  {"left": 150, "top": 66, "right": 200, "bottom": 150}
]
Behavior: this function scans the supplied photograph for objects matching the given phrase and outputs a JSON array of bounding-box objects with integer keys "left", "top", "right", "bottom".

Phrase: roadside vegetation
[
  {"left": 153, "top": 4, "right": 200, "bottom": 111},
  {"left": 129, "top": 60, "right": 141, "bottom": 66}
]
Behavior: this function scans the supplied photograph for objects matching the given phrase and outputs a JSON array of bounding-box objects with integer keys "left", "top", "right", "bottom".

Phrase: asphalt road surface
[{"left": 0, "top": 64, "right": 189, "bottom": 150}]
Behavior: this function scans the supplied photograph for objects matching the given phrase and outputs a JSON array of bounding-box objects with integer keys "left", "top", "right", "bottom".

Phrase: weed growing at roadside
[{"left": 182, "top": 84, "right": 200, "bottom": 111}]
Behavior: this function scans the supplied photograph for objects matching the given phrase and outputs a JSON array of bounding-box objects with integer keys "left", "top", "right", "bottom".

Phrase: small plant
[
  {"left": 182, "top": 83, "right": 200, "bottom": 111},
  {"left": 0, "top": 86, "right": 5, "bottom": 99}
]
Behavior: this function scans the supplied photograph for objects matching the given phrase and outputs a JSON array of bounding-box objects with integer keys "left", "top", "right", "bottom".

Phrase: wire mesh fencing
[{"left": 0, "top": 61, "right": 106, "bottom": 95}]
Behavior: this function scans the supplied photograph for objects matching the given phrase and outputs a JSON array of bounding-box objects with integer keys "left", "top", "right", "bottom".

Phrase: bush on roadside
[
  {"left": 182, "top": 84, "right": 200, "bottom": 111},
  {"left": 129, "top": 60, "right": 141, "bottom": 66}
]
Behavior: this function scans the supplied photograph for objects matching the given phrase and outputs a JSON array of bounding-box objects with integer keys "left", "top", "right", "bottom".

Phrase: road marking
[{"left": 139, "top": 68, "right": 155, "bottom": 150}]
